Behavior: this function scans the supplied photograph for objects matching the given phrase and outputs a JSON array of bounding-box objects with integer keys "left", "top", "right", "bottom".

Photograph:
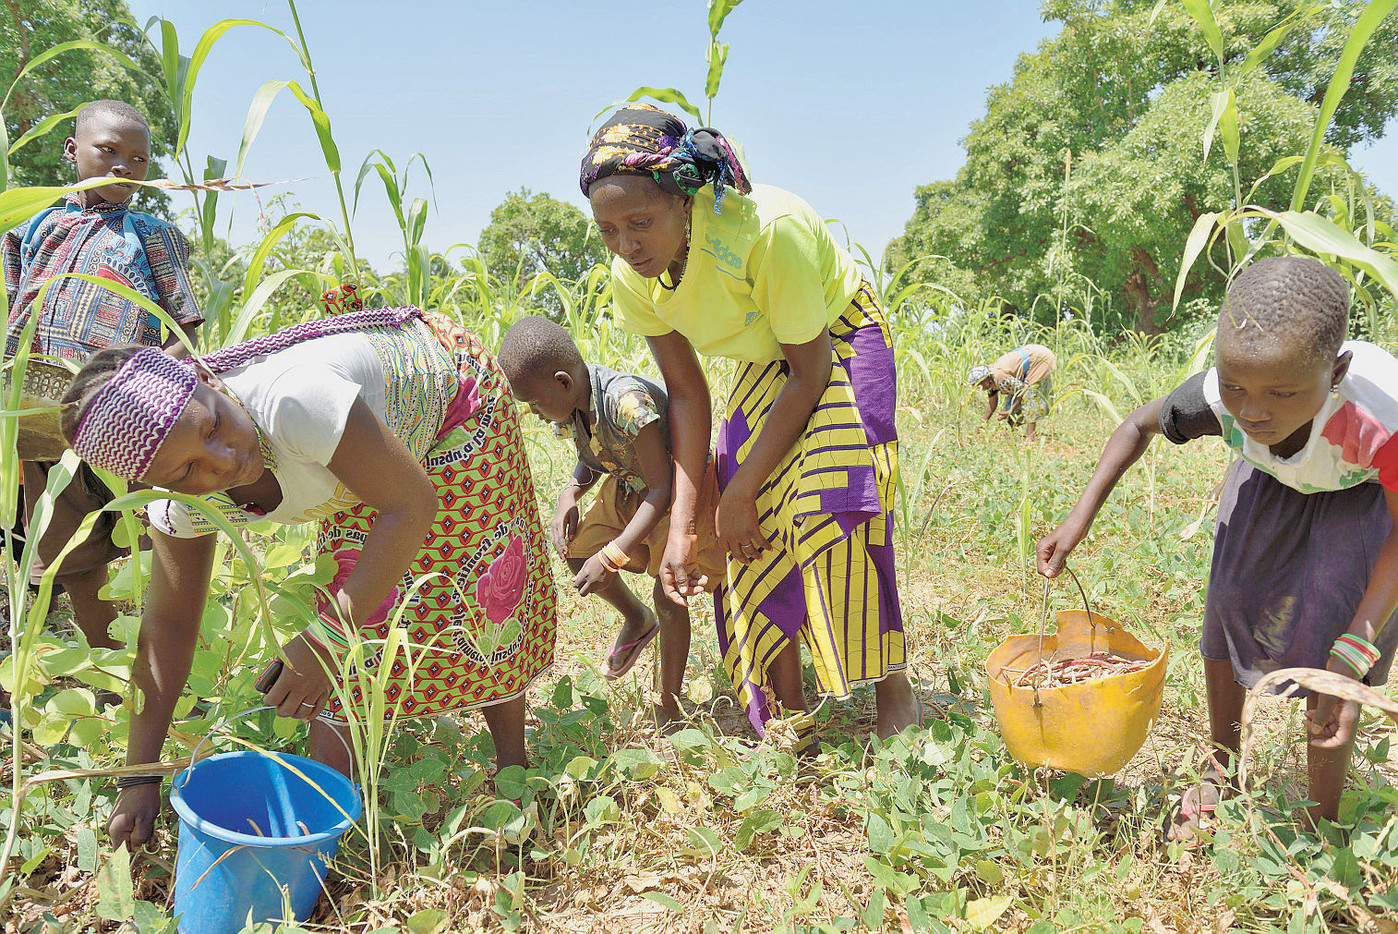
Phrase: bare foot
[
  {"left": 874, "top": 672, "right": 923, "bottom": 739},
  {"left": 652, "top": 700, "right": 686, "bottom": 736},
  {"left": 1164, "top": 768, "right": 1224, "bottom": 846}
]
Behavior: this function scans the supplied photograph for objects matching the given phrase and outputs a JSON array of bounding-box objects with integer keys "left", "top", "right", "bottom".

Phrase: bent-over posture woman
[
  {"left": 62, "top": 304, "right": 556, "bottom": 847},
  {"left": 580, "top": 105, "right": 921, "bottom": 746}
]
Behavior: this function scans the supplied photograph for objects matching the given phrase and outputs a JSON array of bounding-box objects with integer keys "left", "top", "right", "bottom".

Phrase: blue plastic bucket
[{"left": 169, "top": 714, "right": 361, "bottom": 934}]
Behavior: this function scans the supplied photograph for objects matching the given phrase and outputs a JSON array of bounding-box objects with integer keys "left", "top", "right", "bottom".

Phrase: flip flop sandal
[
  {"left": 602, "top": 622, "right": 660, "bottom": 680},
  {"left": 1163, "top": 752, "right": 1227, "bottom": 847}
]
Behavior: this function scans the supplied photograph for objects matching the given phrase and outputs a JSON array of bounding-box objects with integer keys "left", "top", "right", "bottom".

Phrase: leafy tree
[
  {"left": 2, "top": 0, "right": 177, "bottom": 216},
  {"left": 476, "top": 188, "right": 609, "bottom": 314},
  {"left": 890, "top": 0, "right": 1398, "bottom": 333}
]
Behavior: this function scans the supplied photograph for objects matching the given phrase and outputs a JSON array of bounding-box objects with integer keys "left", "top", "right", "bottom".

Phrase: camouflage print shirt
[{"left": 568, "top": 363, "right": 669, "bottom": 494}]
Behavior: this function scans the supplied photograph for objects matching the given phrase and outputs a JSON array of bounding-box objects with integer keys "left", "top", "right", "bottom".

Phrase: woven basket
[{"left": 4, "top": 358, "right": 75, "bottom": 461}]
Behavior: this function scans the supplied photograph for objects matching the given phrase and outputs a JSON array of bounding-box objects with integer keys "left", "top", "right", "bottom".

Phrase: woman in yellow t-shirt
[{"left": 579, "top": 104, "right": 921, "bottom": 746}]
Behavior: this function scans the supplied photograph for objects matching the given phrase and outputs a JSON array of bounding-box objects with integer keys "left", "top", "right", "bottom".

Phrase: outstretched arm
[
  {"left": 1037, "top": 396, "right": 1166, "bottom": 577},
  {"left": 108, "top": 528, "right": 217, "bottom": 849},
  {"left": 572, "top": 422, "right": 672, "bottom": 596},
  {"left": 718, "top": 332, "right": 832, "bottom": 563},
  {"left": 1309, "top": 488, "right": 1398, "bottom": 748}
]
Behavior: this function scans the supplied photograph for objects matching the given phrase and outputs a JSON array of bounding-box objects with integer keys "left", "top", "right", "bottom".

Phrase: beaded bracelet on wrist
[
  {"left": 1329, "top": 643, "right": 1371, "bottom": 679},
  {"left": 600, "top": 541, "right": 630, "bottom": 573}
]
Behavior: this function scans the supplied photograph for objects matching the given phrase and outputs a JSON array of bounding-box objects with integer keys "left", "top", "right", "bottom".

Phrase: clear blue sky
[{"left": 123, "top": 0, "right": 1397, "bottom": 272}]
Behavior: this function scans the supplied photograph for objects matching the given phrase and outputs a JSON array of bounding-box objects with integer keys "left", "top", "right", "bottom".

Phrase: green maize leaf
[
  {"left": 608, "top": 87, "right": 702, "bottom": 123},
  {"left": 1269, "top": 209, "right": 1398, "bottom": 296},
  {"left": 285, "top": 80, "right": 342, "bottom": 174},
  {"left": 2, "top": 40, "right": 147, "bottom": 114},
  {"left": 7, "top": 105, "right": 83, "bottom": 157},
  {"left": 0, "top": 177, "right": 141, "bottom": 230},
  {"left": 243, "top": 211, "right": 319, "bottom": 289},
  {"left": 1180, "top": 0, "right": 1225, "bottom": 64},
  {"left": 1219, "top": 88, "right": 1239, "bottom": 167},
  {"left": 705, "top": 40, "right": 729, "bottom": 101},
  {"left": 407, "top": 197, "right": 428, "bottom": 247},
  {"left": 175, "top": 20, "right": 281, "bottom": 159},
  {"left": 1240, "top": 4, "right": 1323, "bottom": 77},
  {"left": 234, "top": 79, "right": 293, "bottom": 181},
  {"left": 158, "top": 18, "right": 180, "bottom": 95},
  {"left": 0, "top": 186, "right": 67, "bottom": 231},
  {"left": 227, "top": 268, "right": 310, "bottom": 345},
  {"left": 1291, "top": 0, "right": 1398, "bottom": 211},
  {"left": 0, "top": 311, "right": 44, "bottom": 527},
  {"left": 1173, "top": 210, "right": 1222, "bottom": 309},
  {"left": 1203, "top": 90, "right": 1229, "bottom": 166},
  {"left": 707, "top": 0, "right": 744, "bottom": 37}
]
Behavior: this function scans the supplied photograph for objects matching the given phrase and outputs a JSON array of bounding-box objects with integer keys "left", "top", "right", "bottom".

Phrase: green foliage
[
  {"left": 476, "top": 187, "right": 609, "bottom": 316},
  {"left": 890, "top": 0, "right": 1398, "bottom": 333},
  {"left": 3, "top": 2, "right": 1398, "bottom": 930},
  {"left": 0, "top": 0, "right": 176, "bottom": 215}
]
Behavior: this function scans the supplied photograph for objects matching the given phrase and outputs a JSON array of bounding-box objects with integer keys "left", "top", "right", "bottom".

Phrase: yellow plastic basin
[{"left": 986, "top": 609, "right": 1168, "bottom": 777}]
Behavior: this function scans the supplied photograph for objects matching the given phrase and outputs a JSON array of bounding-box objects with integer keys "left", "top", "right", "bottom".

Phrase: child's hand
[
  {"left": 552, "top": 499, "right": 580, "bottom": 559},
  {"left": 572, "top": 554, "right": 615, "bottom": 596},
  {"left": 262, "top": 632, "right": 335, "bottom": 721},
  {"left": 1037, "top": 521, "right": 1087, "bottom": 578},
  {"left": 1307, "top": 691, "right": 1361, "bottom": 748}
]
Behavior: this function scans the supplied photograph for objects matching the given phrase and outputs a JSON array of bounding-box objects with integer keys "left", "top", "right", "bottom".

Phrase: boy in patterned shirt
[
  {"left": 3, "top": 100, "right": 203, "bottom": 653},
  {"left": 499, "top": 316, "right": 723, "bottom": 729}
]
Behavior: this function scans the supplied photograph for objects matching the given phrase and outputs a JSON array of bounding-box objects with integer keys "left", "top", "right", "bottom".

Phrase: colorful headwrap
[
  {"left": 71, "top": 347, "right": 198, "bottom": 480},
  {"left": 967, "top": 365, "right": 992, "bottom": 386},
  {"left": 69, "top": 306, "right": 426, "bottom": 481},
  {"left": 579, "top": 103, "right": 752, "bottom": 213}
]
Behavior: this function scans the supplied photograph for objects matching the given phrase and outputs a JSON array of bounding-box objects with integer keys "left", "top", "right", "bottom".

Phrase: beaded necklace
[{"left": 659, "top": 210, "right": 693, "bottom": 292}]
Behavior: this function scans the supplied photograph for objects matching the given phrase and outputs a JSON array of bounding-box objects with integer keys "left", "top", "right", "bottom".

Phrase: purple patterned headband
[
  {"left": 69, "top": 306, "right": 426, "bottom": 481},
  {"left": 71, "top": 347, "right": 198, "bottom": 481}
]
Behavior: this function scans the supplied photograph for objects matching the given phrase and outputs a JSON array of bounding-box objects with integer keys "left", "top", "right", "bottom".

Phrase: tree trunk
[
  {"left": 1123, "top": 269, "right": 1164, "bottom": 335},
  {"left": 6, "top": 0, "right": 34, "bottom": 137}
]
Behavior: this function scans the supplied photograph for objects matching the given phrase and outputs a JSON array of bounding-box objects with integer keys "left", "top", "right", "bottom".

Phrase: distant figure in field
[
  {"left": 968, "top": 343, "right": 1056, "bottom": 440},
  {"left": 1038, "top": 257, "right": 1398, "bottom": 842},
  {"left": 2, "top": 99, "right": 202, "bottom": 655}
]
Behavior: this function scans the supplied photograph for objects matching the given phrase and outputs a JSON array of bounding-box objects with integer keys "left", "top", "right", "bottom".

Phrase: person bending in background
[
  {"left": 968, "top": 343, "right": 1056, "bottom": 440},
  {"left": 1038, "top": 257, "right": 1398, "bottom": 840},
  {"left": 499, "top": 315, "right": 725, "bottom": 730},
  {"left": 59, "top": 302, "right": 555, "bottom": 848},
  {"left": 580, "top": 104, "right": 922, "bottom": 751},
  {"left": 3, "top": 100, "right": 202, "bottom": 654}
]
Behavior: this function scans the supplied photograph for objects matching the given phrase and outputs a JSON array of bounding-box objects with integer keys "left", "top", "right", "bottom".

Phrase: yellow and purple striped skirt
[{"left": 714, "top": 283, "right": 904, "bottom": 734}]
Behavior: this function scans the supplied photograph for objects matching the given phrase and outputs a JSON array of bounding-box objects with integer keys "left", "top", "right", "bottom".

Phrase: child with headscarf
[
  {"left": 579, "top": 104, "right": 922, "bottom": 750},
  {"left": 61, "top": 303, "right": 556, "bottom": 848}
]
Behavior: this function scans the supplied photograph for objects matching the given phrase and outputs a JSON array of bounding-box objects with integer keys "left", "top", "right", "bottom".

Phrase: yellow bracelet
[{"left": 601, "top": 541, "right": 630, "bottom": 573}]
